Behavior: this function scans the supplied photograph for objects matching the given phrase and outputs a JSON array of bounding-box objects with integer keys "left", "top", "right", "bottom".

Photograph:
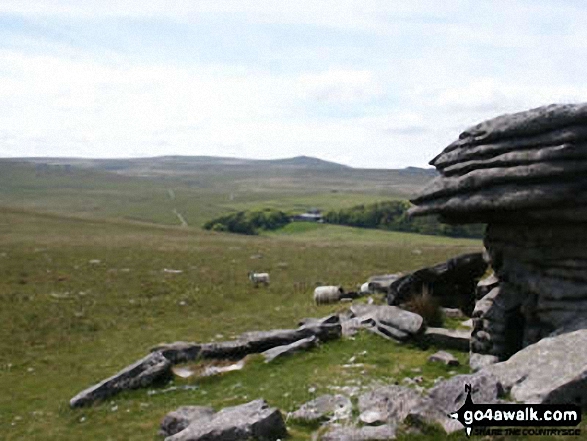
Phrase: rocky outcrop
[
  {"left": 70, "top": 352, "right": 172, "bottom": 408},
  {"left": 409, "top": 103, "right": 587, "bottom": 363},
  {"left": 482, "top": 329, "right": 587, "bottom": 407},
  {"left": 156, "top": 316, "right": 341, "bottom": 361},
  {"left": 163, "top": 399, "right": 287, "bottom": 441},
  {"left": 321, "top": 424, "right": 397, "bottom": 441},
  {"left": 387, "top": 253, "right": 488, "bottom": 316}
]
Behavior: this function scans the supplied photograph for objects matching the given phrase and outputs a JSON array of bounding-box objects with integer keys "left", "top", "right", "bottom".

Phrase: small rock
[
  {"left": 262, "top": 336, "right": 318, "bottom": 363},
  {"left": 428, "top": 350, "right": 460, "bottom": 366},
  {"left": 289, "top": 394, "right": 352, "bottom": 423}
]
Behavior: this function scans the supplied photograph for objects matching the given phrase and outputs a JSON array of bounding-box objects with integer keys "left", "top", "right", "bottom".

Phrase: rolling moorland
[{"left": 1, "top": 156, "right": 583, "bottom": 440}]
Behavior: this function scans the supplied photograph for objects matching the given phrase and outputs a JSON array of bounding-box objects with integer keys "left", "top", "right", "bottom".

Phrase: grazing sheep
[
  {"left": 248, "top": 271, "right": 270, "bottom": 287},
  {"left": 314, "top": 286, "right": 344, "bottom": 305},
  {"left": 360, "top": 282, "right": 373, "bottom": 295}
]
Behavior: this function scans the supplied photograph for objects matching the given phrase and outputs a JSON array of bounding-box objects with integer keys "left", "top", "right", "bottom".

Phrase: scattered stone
[
  {"left": 419, "top": 328, "right": 470, "bottom": 351},
  {"left": 262, "top": 336, "right": 318, "bottom": 363},
  {"left": 163, "top": 269, "right": 183, "bottom": 274},
  {"left": 160, "top": 406, "right": 215, "bottom": 437},
  {"left": 70, "top": 352, "right": 172, "bottom": 408},
  {"left": 164, "top": 399, "right": 287, "bottom": 441},
  {"left": 321, "top": 424, "right": 396, "bottom": 441},
  {"left": 482, "top": 329, "right": 587, "bottom": 406},
  {"left": 428, "top": 351, "right": 459, "bottom": 366},
  {"left": 289, "top": 394, "right": 352, "bottom": 424}
]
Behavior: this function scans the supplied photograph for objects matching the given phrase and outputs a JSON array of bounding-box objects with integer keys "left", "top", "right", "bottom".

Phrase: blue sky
[{"left": 1, "top": 1, "right": 587, "bottom": 168}]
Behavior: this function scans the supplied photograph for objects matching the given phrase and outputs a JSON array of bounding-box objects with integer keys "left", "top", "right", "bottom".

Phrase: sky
[{"left": 2, "top": 1, "right": 587, "bottom": 168}]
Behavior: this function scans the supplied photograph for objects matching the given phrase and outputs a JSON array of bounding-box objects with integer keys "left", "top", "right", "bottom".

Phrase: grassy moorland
[
  {"left": 1, "top": 160, "right": 582, "bottom": 440},
  {"left": 0, "top": 206, "right": 485, "bottom": 441}
]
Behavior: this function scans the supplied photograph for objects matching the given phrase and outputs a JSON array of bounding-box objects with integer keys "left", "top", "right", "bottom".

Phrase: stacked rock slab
[{"left": 409, "top": 103, "right": 587, "bottom": 361}]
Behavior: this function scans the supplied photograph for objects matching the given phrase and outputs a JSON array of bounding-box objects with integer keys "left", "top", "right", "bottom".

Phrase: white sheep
[
  {"left": 314, "top": 286, "right": 344, "bottom": 305},
  {"left": 248, "top": 271, "right": 270, "bottom": 287}
]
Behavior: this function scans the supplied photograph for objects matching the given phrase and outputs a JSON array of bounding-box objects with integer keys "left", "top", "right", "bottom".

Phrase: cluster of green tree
[
  {"left": 323, "top": 200, "right": 485, "bottom": 238},
  {"left": 203, "top": 209, "right": 290, "bottom": 235}
]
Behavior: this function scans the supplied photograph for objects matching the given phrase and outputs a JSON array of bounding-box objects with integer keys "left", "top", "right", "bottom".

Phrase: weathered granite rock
[
  {"left": 358, "top": 386, "right": 426, "bottom": 426},
  {"left": 70, "top": 351, "right": 172, "bottom": 408},
  {"left": 476, "top": 274, "right": 499, "bottom": 300},
  {"left": 357, "top": 385, "right": 463, "bottom": 434},
  {"left": 419, "top": 328, "right": 470, "bottom": 352},
  {"left": 469, "top": 353, "right": 499, "bottom": 372},
  {"left": 289, "top": 394, "right": 352, "bottom": 423},
  {"left": 165, "top": 399, "right": 287, "bottom": 441},
  {"left": 428, "top": 351, "right": 459, "bottom": 366},
  {"left": 427, "top": 372, "right": 504, "bottom": 413},
  {"left": 151, "top": 342, "right": 202, "bottom": 364},
  {"left": 482, "top": 329, "right": 587, "bottom": 407},
  {"left": 212, "top": 323, "right": 339, "bottom": 359},
  {"left": 409, "top": 103, "right": 587, "bottom": 361},
  {"left": 160, "top": 406, "right": 215, "bottom": 437},
  {"left": 387, "top": 253, "right": 487, "bottom": 315},
  {"left": 351, "top": 304, "right": 424, "bottom": 342},
  {"left": 367, "top": 274, "right": 401, "bottom": 293},
  {"left": 262, "top": 336, "right": 318, "bottom": 363},
  {"left": 321, "top": 424, "right": 397, "bottom": 441}
]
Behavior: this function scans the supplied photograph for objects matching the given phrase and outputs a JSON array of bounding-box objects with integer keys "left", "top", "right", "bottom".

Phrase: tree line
[{"left": 203, "top": 201, "right": 485, "bottom": 238}]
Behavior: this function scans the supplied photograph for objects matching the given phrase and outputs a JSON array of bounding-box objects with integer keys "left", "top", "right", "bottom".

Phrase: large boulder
[
  {"left": 164, "top": 399, "right": 287, "bottom": 441},
  {"left": 70, "top": 351, "right": 172, "bottom": 408},
  {"left": 482, "top": 329, "right": 587, "bottom": 407},
  {"left": 387, "top": 253, "right": 488, "bottom": 316}
]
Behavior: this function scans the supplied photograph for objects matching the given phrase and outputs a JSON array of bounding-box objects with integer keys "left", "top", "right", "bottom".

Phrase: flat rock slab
[
  {"left": 428, "top": 350, "right": 460, "bottom": 366},
  {"left": 420, "top": 328, "right": 470, "bottom": 352},
  {"left": 262, "top": 336, "right": 318, "bottom": 363},
  {"left": 351, "top": 304, "right": 424, "bottom": 336},
  {"left": 321, "top": 424, "right": 397, "bottom": 441},
  {"left": 482, "top": 329, "right": 587, "bottom": 406},
  {"left": 70, "top": 351, "right": 172, "bottom": 408},
  {"left": 289, "top": 394, "right": 352, "bottom": 423},
  {"left": 165, "top": 399, "right": 287, "bottom": 441}
]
